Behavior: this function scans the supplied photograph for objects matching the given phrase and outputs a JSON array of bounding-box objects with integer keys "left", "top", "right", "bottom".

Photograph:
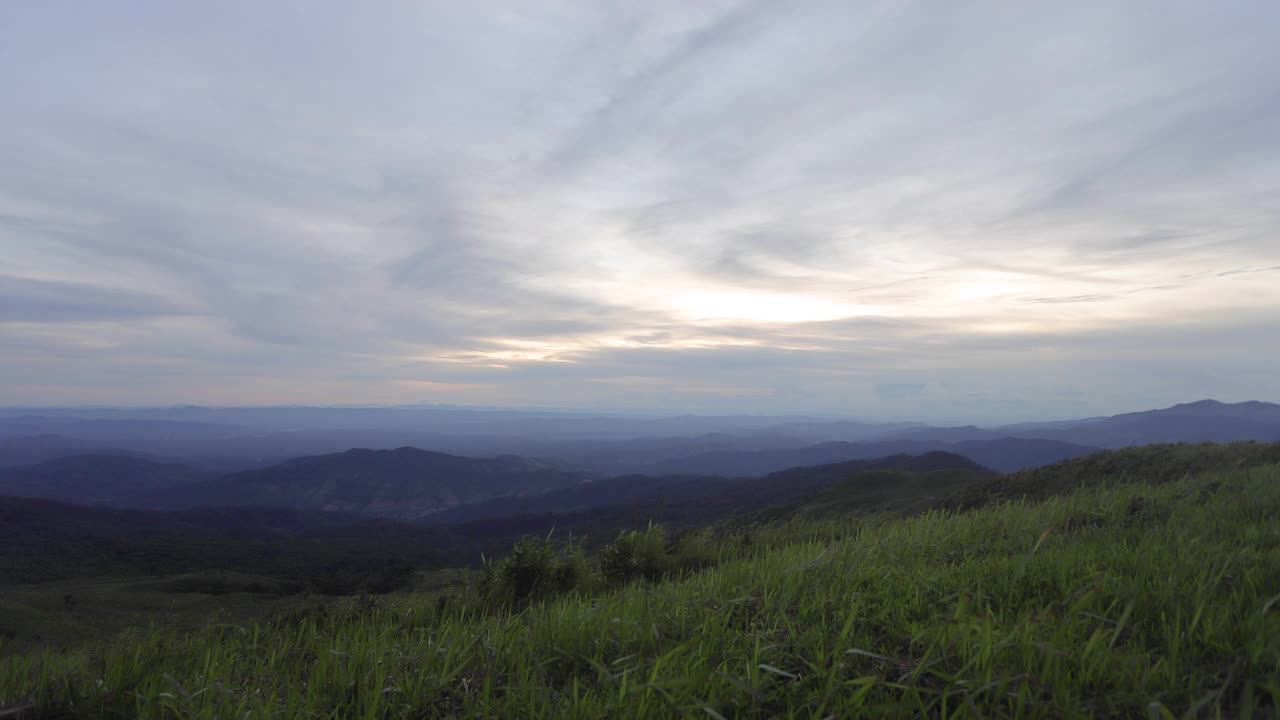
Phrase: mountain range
[
  {"left": 0, "top": 454, "right": 209, "bottom": 505},
  {"left": 437, "top": 454, "right": 1006, "bottom": 547},
  {"left": 0, "top": 399, "right": 1276, "bottom": 528},
  {"left": 641, "top": 437, "right": 1097, "bottom": 475},
  {"left": 3, "top": 399, "right": 1274, "bottom": 476},
  {"left": 141, "top": 447, "right": 589, "bottom": 519}
]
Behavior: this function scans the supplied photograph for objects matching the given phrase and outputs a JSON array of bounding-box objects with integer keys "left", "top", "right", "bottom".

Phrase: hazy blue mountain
[
  {"left": 1, "top": 400, "right": 1275, "bottom": 485},
  {"left": 0, "top": 411, "right": 906, "bottom": 474},
  {"left": 0, "top": 454, "right": 210, "bottom": 506},
  {"left": 996, "top": 400, "right": 1280, "bottom": 447},
  {"left": 0, "top": 495, "right": 355, "bottom": 537},
  {"left": 0, "top": 415, "right": 242, "bottom": 440},
  {"left": 0, "top": 406, "right": 905, "bottom": 441},
  {"left": 442, "top": 451, "right": 995, "bottom": 544},
  {"left": 0, "top": 434, "right": 136, "bottom": 467},
  {"left": 887, "top": 426, "right": 1000, "bottom": 443},
  {"left": 436, "top": 451, "right": 993, "bottom": 525},
  {"left": 148, "top": 447, "right": 588, "bottom": 519},
  {"left": 950, "top": 438, "right": 1099, "bottom": 472},
  {"left": 643, "top": 437, "right": 1096, "bottom": 475}
]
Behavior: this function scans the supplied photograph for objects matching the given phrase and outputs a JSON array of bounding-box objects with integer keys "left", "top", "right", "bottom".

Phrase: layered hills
[
  {"left": 146, "top": 447, "right": 589, "bottom": 519},
  {"left": 0, "top": 454, "right": 208, "bottom": 505},
  {"left": 2, "top": 399, "right": 1275, "bottom": 479}
]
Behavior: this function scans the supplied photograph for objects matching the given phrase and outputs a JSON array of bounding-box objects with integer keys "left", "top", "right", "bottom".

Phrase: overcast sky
[{"left": 2, "top": 1, "right": 1278, "bottom": 421}]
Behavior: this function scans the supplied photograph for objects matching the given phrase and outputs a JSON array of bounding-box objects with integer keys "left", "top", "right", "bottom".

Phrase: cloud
[
  {"left": 0, "top": 1, "right": 1278, "bottom": 419},
  {"left": 0, "top": 276, "right": 196, "bottom": 322}
]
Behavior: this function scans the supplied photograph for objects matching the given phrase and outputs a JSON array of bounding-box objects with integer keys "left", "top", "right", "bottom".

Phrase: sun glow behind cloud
[{"left": 672, "top": 290, "right": 880, "bottom": 324}]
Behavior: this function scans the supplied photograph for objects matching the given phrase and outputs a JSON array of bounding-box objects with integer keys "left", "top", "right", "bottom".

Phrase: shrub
[
  {"left": 599, "top": 525, "right": 672, "bottom": 584},
  {"left": 479, "top": 536, "right": 593, "bottom": 607},
  {"left": 667, "top": 529, "right": 718, "bottom": 572}
]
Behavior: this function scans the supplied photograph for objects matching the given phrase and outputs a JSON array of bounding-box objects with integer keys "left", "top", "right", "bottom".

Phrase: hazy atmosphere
[{"left": 3, "top": 1, "right": 1278, "bottom": 420}]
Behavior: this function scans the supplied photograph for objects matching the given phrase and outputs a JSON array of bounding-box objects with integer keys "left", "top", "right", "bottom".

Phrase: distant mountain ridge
[
  {"left": 0, "top": 495, "right": 359, "bottom": 537},
  {"left": 643, "top": 437, "right": 1096, "bottom": 476},
  {"left": 998, "top": 399, "right": 1280, "bottom": 447},
  {"left": 0, "top": 399, "right": 1274, "bottom": 477},
  {"left": 436, "top": 450, "right": 994, "bottom": 526},
  {"left": 0, "top": 399, "right": 1274, "bottom": 523},
  {"left": 0, "top": 434, "right": 145, "bottom": 468},
  {"left": 441, "top": 451, "right": 996, "bottom": 544},
  {"left": 147, "top": 447, "right": 589, "bottom": 519},
  {"left": 506, "top": 400, "right": 1279, "bottom": 475},
  {"left": 1114, "top": 399, "right": 1280, "bottom": 420},
  {"left": 0, "top": 454, "right": 209, "bottom": 506}
]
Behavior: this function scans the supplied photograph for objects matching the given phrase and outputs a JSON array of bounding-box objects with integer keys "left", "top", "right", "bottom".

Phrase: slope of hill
[
  {"left": 943, "top": 440, "right": 1280, "bottom": 511},
  {"left": 5, "top": 447, "right": 1276, "bottom": 718},
  {"left": 0, "top": 454, "right": 209, "bottom": 506},
  {"left": 0, "top": 434, "right": 141, "bottom": 468},
  {"left": 438, "top": 451, "right": 995, "bottom": 540},
  {"left": 748, "top": 467, "right": 993, "bottom": 523},
  {"left": 149, "top": 447, "right": 588, "bottom": 519},
  {"left": 646, "top": 437, "right": 1095, "bottom": 475},
  {"left": 0, "top": 495, "right": 356, "bottom": 538}
]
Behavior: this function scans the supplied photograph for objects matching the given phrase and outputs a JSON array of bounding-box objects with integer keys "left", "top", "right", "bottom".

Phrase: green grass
[
  {"left": 748, "top": 468, "right": 991, "bottom": 523},
  {"left": 0, "top": 573, "right": 321, "bottom": 657},
  {"left": 3, "top": 465, "right": 1279, "bottom": 718},
  {"left": 946, "top": 441, "right": 1280, "bottom": 511},
  {"left": 0, "top": 569, "right": 473, "bottom": 659}
]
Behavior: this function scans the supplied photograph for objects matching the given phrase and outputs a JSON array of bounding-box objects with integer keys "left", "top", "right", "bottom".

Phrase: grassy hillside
[
  {"left": 2, "top": 454, "right": 1277, "bottom": 717},
  {"left": 945, "top": 440, "right": 1280, "bottom": 511},
  {"left": 0, "top": 574, "right": 319, "bottom": 657},
  {"left": 442, "top": 452, "right": 992, "bottom": 543},
  {"left": 748, "top": 467, "right": 995, "bottom": 523},
  {"left": 0, "top": 569, "right": 473, "bottom": 658}
]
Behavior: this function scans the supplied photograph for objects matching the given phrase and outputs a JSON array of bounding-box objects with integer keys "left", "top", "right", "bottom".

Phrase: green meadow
[{"left": 2, "top": 451, "right": 1279, "bottom": 718}]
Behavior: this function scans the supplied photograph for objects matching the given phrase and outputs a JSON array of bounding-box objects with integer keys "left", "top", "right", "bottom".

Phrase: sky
[{"left": 1, "top": 1, "right": 1278, "bottom": 422}]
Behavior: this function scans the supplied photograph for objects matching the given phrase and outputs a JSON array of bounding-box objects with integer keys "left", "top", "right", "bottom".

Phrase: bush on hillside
[
  {"left": 478, "top": 536, "right": 593, "bottom": 607},
  {"left": 600, "top": 525, "right": 671, "bottom": 583},
  {"left": 665, "top": 528, "right": 718, "bottom": 572},
  {"left": 599, "top": 525, "right": 718, "bottom": 585}
]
